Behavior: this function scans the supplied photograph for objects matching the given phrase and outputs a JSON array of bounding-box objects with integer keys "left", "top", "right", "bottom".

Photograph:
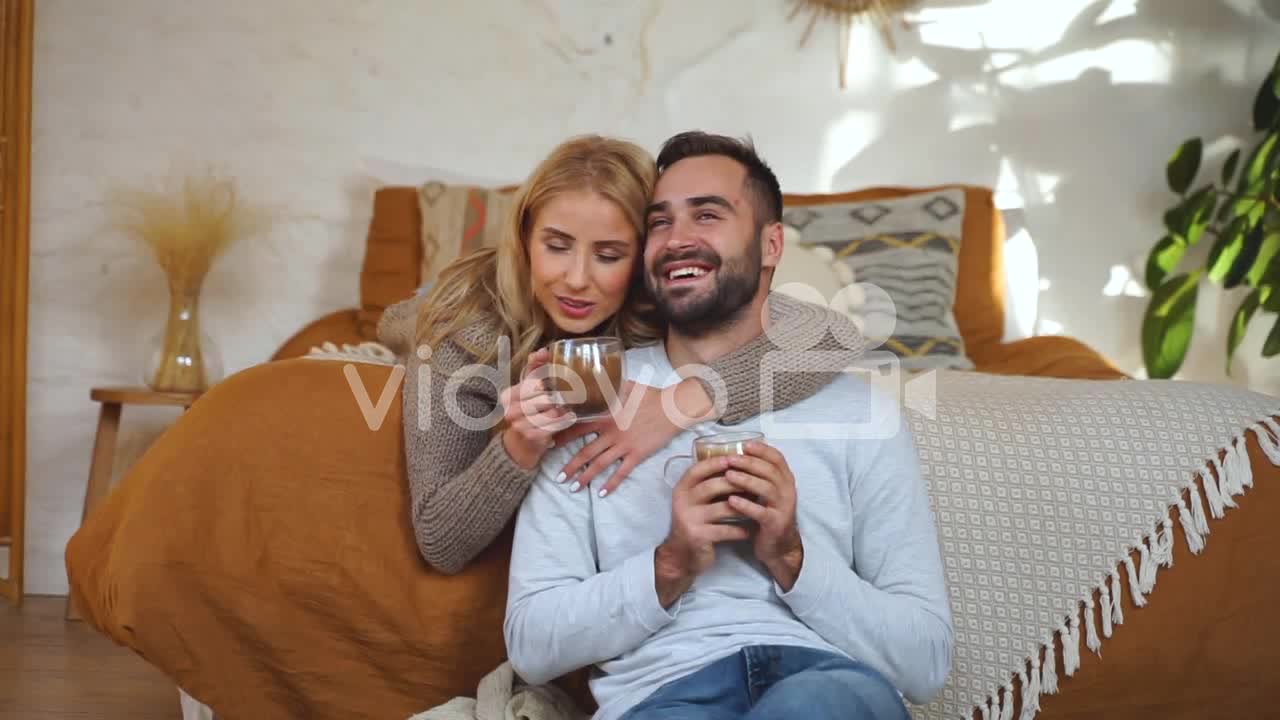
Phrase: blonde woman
[{"left": 389, "top": 134, "right": 864, "bottom": 574}]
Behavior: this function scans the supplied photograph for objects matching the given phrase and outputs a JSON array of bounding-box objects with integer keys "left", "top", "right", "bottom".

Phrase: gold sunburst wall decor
[{"left": 788, "top": 0, "right": 921, "bottom": 88}]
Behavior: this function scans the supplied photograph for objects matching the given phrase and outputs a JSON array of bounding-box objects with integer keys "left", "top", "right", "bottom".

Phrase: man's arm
[
  {"left": 503, "top": 444, "right": 680, "bottom": 686},
  {"left": 776, "top": 413, "right": 954, "bottom": 705}
]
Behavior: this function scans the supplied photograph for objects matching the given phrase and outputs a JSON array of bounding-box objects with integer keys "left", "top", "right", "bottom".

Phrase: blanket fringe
[
  {"left": 1109, "top": 568, "right": 1124, "bottom": 626},
  {"left": 999, "top": 682, "right": 1015, "bottom": 720},
  {"left": 1098, "top": 583, "right": 1113, "bottom": 639},
  {"left": 1211, "top": 456, "right": 1238, "bottom": 511},
  {"left": 1064, "top": 615, "right": 1080, "bottom": 676},
  {"left": 1176, "top": 496, "right": 1204, "bottom": 555},
  {"left": 1188, "top": 475, "right": 1210, "bottom": 536},
  {"left": 1040, "top": 631, "right": 1057, "bottom": 695},
  {"left": 1123, "top": 554, "right": 1145, "bottom": 607},
  {"left": 1083, "top": 596, "right": 1100, "bottom": 653},
  {"left": 968, "top": 414, "right": 1280, "bottom": 720},
  {"left": 1137, "top": 540, "right": 1156, "bottom": 594},
  {"left": 1019, "top": 661, "right": 1040, "bottom": 720}
]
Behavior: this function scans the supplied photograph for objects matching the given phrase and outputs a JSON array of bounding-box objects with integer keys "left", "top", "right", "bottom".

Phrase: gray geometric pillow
[{"left": 782, "top": 189, "right": 975, "bottom": 372}]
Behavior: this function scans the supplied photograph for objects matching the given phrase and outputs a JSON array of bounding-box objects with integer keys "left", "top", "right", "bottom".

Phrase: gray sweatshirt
[{"left": 503, "top": 344, "right": 954, "bottom": 720}]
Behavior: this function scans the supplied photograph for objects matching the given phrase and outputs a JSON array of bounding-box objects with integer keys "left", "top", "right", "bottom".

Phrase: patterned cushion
[
  {"left": 782, "top": 189, "right": 975, "bottom": 371},
  {"left": 417, "top": 182, "right": 516, "bottom": 285}
]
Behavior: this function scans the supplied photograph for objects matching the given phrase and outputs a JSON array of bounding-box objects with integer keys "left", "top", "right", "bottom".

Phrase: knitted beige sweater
[{"left": 379, "top": 292, "right": 866, "bottom": 574}]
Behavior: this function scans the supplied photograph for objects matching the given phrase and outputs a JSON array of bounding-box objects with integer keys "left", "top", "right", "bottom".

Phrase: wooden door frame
[{"left": 0, "top": 0, "right": 33, "bottom": 606}]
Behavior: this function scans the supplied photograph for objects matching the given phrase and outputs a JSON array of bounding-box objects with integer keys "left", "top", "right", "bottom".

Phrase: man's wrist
[
  {"left": 767, "top": 542, "right": 805, "bottom": 593},
  {"left": 654, "top": 541, "right": 694, "bottom": 608}
]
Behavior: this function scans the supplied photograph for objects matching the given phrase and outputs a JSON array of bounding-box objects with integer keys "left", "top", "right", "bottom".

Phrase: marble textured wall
[{"left": 24, "top": 0, "right": 1279, "bottom": 593}]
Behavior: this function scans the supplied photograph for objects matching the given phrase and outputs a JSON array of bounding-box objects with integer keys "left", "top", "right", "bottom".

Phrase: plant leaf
[
  {"left": 1265, "top": 278, "right": 1280, "bottom": 313},
  {"left": 1221, "top": 148, "right": 1242, "bottom": 186},
  {"left": 1274, "top": 49, "right": 1280, "bottom": 97},
  {"left": 1247, "top": 230, "right": 1280, "bottom": 288},
  {"left": 1221, "top": 194, "right": 1269, "bottom": 231},
  {"left": 1265, "top": 314, "right": 1280, "bottom": 358},
  {"left": 1241, "top": 132, "right": 1278, "bottom": 194},
  {"left": 1255, "top": 71, "right": 1279, "bottom": 131},
  {"left": 1227, "top": 289, "right": 1262, "bottom": 374},
  {"left": 1163, "top": 185, "right": 1216, "bottom": 245},
  {"left": 1145, "top": 234, "right": 1186, "bottom": 290},
  {"left": 1274, "top": 49, "right": 1280, "bottom": 94},
  {"left": 1141, "top": 272, "right": 1200, "bottom": 379},
  {"left": 1166, "top": 138, "right": 1202, "bottom": 195},
  {"left": 1225, "top": 222, "right": 1267, "bottom": 289},
  {"left": 1188, "top": 186, "right": 1218, "bottom": 245},
  {"left": 1207, "top": 214, "right": 1253, "bottom": 283}
]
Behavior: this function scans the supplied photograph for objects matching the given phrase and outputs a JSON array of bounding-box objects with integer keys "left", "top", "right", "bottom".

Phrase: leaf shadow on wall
[{"left": 825, "top": 0, "right": 1270, "bottom": 386}]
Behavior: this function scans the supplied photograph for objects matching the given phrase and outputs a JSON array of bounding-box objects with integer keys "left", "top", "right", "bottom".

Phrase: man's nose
[{"left": 668, "top": 216, "right": 699, "bottom": 251}]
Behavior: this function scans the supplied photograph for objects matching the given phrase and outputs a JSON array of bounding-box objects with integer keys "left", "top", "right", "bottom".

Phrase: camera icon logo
[{"left": 757, "top": 279, "right": 938, "bottom": 441}]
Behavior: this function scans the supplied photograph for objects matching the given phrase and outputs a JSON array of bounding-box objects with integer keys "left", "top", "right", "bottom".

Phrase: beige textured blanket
[
  {"left": 408, "top": 662, "right": 587, "bottom": 720},
  {"left": 906, "top": 371, "right": 1279, "bottom": 720}
]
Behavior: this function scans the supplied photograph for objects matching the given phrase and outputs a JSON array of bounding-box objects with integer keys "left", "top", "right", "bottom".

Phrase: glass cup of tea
[
  {"left": 663, "top": 430, "right": 765, "bottom": 525},
  {"left": 546, "top": 336, "right": 626, "bottom": 423}
]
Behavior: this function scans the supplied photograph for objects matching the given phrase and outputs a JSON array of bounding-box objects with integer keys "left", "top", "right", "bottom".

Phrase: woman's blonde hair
[{"left": 414, "top": 134, "right": 662, "bottom": 382}]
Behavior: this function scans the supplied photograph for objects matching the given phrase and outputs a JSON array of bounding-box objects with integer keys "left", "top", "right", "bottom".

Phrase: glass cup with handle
[
  {"left": 663, "top": 430, "right": 764, "bottom": 525},
  {"left": 545, "top": 336, "right": 626, "bottom": 423}
]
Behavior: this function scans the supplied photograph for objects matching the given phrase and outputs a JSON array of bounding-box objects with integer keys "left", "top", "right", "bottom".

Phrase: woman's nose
[{"left": 564, "top": 252, "right": 590, "bottom": 289}]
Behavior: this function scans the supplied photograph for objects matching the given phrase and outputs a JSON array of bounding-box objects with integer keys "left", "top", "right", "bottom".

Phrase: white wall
[{"left": 23, "top": 0, "right": 1280, "bottom": 594}]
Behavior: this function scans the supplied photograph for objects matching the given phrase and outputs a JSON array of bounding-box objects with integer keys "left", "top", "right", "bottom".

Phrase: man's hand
[
  {"left": 654, "top": 455, "right": 752, "bottom": 607},
  {"left": 723, "top": 442, "right": 805, "bottom": 592}
]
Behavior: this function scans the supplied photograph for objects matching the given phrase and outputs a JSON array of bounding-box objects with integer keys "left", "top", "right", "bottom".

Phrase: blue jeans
[{"left": 617, "top": 644, "right": 910, "bottom": 720}]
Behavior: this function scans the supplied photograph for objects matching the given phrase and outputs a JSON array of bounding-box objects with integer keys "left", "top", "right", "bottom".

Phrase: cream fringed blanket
[{"left": 906, "top": 371, "right": 1280, "bottom": 720}]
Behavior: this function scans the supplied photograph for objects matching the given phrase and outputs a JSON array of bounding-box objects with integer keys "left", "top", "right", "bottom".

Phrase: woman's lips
[{"left": 557, "top": 296, "right": 596, "bottom": 319}]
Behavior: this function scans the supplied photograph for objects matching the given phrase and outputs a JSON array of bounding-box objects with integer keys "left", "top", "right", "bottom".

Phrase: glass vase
[{"left": 142, "top": 282, "right": 223, "bottom": 393}]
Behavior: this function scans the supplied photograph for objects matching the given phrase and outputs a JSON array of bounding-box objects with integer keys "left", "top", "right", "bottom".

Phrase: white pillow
[{"left": 772, "top": 225, "right": 847, "bottom": 306}]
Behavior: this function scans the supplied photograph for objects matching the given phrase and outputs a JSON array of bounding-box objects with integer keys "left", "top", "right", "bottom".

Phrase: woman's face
[{"left": 528, "top": 189, "right": 639, "bottom": 336}]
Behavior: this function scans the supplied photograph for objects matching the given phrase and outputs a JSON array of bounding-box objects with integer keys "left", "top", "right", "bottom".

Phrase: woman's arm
[
  {"left": 402, "top": 339, "right": 536, "bottom": 575},
  {"left": 553, "top": 295, "right": 867, "bottom": 496},
  {"left": 703, "top": 293, "right": 866, "bottom": 425}
]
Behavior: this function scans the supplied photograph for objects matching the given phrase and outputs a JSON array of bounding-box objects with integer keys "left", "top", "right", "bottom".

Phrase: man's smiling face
[{"left": 643, "top": 155, "right": 764, "bottom": 336}]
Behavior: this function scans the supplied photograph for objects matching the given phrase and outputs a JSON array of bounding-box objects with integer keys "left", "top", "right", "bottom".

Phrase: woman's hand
[
  {"left": 552, "top": 378, "right": 715, "bottom": 497},
  {"left": 500, "top": 348, "right": 576, "bottom": 469}
]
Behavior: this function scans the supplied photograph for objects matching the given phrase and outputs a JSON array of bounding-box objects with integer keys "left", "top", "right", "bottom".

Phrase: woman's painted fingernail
[
  {"left": 598, "top": 488, "right": 609, "bottom": 498},
  {"left": 555, "top": 472, "right": 567, "bottom": 483},
  {"left": 569, "top": 481, "right": 581, "bottom": 492}
]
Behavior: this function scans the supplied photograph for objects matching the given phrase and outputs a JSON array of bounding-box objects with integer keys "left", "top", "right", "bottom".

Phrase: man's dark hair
[{"left": 655, "top": 131, "right": 783, "bottom": 231}]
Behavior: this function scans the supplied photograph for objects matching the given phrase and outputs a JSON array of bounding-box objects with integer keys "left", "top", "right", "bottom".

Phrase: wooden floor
[{"left": 0, "top": 595, "right": 180, "bottom": 719}]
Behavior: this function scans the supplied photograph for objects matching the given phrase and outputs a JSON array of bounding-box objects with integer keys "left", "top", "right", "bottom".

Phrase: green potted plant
[{"left": 1142, "top": 49, "right": 1280, "bottom": 379}]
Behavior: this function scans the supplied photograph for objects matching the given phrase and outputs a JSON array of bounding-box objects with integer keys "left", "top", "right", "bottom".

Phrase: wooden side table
[{"left": 66, "top": 386, "right": 202, "bottom": 620}]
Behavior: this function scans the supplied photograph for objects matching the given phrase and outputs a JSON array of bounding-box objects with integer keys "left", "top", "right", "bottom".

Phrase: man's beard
[{"left": 646, "top": 240, "right": 762, "bottom": 338}]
